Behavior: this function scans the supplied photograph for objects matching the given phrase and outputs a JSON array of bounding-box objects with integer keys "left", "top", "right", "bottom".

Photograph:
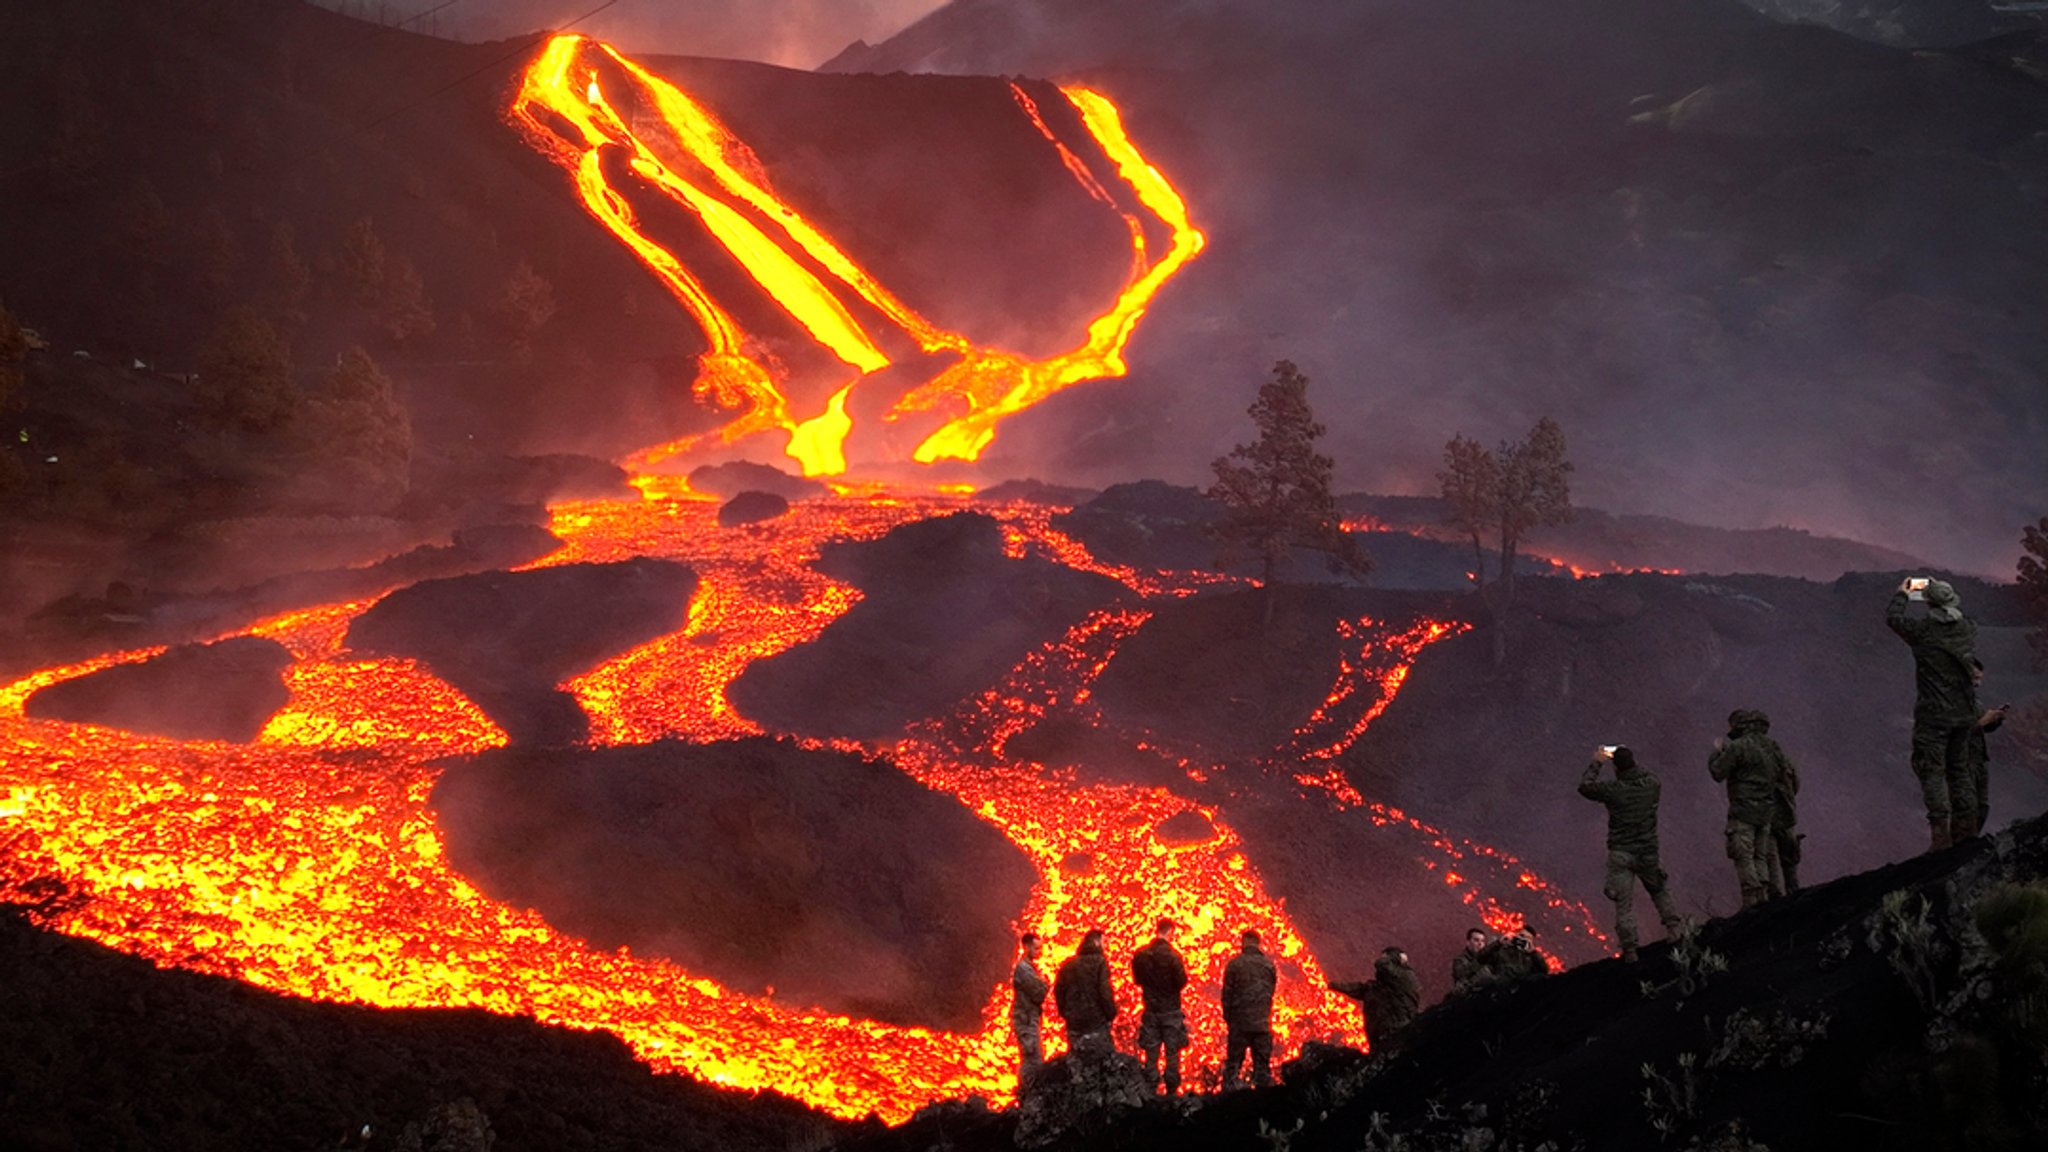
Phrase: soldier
[
  {"left": 1479, "top": 928, "right": 1549, "bottom": 985},
  {"left": 1131, "top": 918, "right": 1190, "bottom": 1095},
  {"left": 1053, "top": 928, "right": 1119, "bottom": 1056},
  {"left": 1577, "top": 744, "right": 1683, "bottom": 961},
  {"left": 1768, "top": 728, "right": 1803, "bottom": 896},
  {"left": 1886, "top": 578, "right": 1981, "bottom": 850},
  {"left": 1450, "top": 926, "right": 1490, "bottom": 995},
  {"left": 1011, "top": 932, "right": 1050, "bottom": 1088},
  {"left": 1220, "top": 929, "right": 1277, "bottom": 1089},
  {"left": 1331, "top": 946, "right": 1422, "bottom": 1052},
  {"left": 1710, "top": 710, "right": 1786, "bottom": 907},
  {"left": 1962, "top": 659, "right": 2012, "bottom": 840}
]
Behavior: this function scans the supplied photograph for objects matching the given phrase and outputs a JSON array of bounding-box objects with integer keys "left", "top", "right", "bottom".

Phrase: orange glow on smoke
[
  {"left": 508, "top": 35, "right": 1203, "bottom": 476},
  {"left": 1, "top": 490, "right": 1600, "bottom": 1119}
]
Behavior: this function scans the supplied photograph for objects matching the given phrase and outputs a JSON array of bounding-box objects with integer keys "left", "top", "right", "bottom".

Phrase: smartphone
[
  {"left": 1907, "top": 577, "right": 1930, "bottom": 601},
  {"left": 1598, "top": 744, "right": 1618, "bottom": 758}
]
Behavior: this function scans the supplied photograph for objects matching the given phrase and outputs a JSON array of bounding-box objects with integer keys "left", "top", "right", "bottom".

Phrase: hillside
[{"left": 826, "top": 0, "right": 2048, "bottom": 574}]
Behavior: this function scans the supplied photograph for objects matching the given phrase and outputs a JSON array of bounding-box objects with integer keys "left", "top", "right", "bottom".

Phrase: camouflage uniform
[
  {"left": 1477, "top": 934, "right": 1548, "bottom": 985},
  {"left": 1769, "top": 739, "right": 1802, "bottom": 895},
  {"left": 1449, "top": 946, "right": 1487, "bottom": 995},
  {"left": 1332, "top": 948, "right": 1422, "bottom": 1051},
  {"left": 1577, "top": 753, "right": 1683, "bottom": 957},
  {"left": 1710, "top": 710, "right": 1791, "bottom": 907},
  {"left": 1220, "top": 939, "right": 1277, "bottom": 1088},
  {"left": 1130, "top": 935, "right": 1190, "bottom": 1094},
  {"left": 1053, "top": 934, "right": 1118, "bottom": 1055},
  {"left": 1011, "top": 955, "right": 1050, "bottom": 1086},
  {"left": 1886, "top": 586, "right": 1980, "bottom": 849},
  {"left": 1962, "top": 706, "right": 2007, "bottom": 838}
]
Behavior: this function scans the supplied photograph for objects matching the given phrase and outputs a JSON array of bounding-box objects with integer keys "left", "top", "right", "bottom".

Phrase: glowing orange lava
[
  {"left": 508, "top": 34, "right": 1204, "bottom": 477},
  {"left": 0, "top": 485, "right": 1605, "bottom": 1120}
]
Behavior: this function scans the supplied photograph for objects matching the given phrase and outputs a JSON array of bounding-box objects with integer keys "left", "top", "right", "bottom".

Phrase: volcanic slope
[
  {"left": 0, "top": 911, "right": 848, "bottom": 1152},
  {"left": 1079, "top": 567, "right": 2048, "bottom": 995},
  {"left": 826, "top": 0, "right": 2048, "bottom": 575},
  {"left": 0, "top": 0, "right": 1152, "bottom": 527},
  {"left": 841, "top": 814, "right": 2048, "bottom": 1152}
]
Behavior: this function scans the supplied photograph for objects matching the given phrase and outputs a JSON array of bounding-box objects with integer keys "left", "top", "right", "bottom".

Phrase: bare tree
[
  {"left": 1208, "top": 359, "right": 1371, "bottom": 602},
  {"left": 1437, "top": 417, "right": 1574, "bottom": 664}
]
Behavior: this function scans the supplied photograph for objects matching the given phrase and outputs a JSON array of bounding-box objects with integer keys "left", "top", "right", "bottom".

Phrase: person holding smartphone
[
  {"left": 1578, "top": 744, "right": 1684, "bottom": 961},
  {"left": 1886, "top": 577, "right": 1981, "bottom": 851}
]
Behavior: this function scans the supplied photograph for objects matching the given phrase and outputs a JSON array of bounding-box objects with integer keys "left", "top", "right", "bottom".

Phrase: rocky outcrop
[
  {"left": 686, "top": 462, "right": 827, "bottom": 502},
  {"left": 729, "top": 512, "right": 1124, "bottom": 739},
  {"left": 717, "top": 490, "right": 791, "bottom": 526},
  {"left": 346, "top": 559, "right": 695, "bottom": 745},
  {"left": 25, "top": 636, "right": 294, "bottom": 742},
  {"left": 430, "top": 738, "right": 1037, "bottom": 1031}
]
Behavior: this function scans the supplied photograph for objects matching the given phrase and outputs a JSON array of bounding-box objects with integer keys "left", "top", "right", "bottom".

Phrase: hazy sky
[{"left": 370, "top": 0, "right": 950, "bottom": 67}]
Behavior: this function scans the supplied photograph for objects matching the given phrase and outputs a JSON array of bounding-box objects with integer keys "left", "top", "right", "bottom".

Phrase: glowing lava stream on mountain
[
  {"left": 508, "top": 34, "right": 1205, "bottom": 476},
  {"left": 0, "top": 491, "right": 1603, "bottom": 1121}
]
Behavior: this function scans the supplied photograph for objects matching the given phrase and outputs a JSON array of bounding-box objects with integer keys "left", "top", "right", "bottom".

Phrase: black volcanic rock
[
  {"left": 346, "top": 560, "right": 695, "bottom": 745},
  {"left": 975, "top": 478, "right": 1100, "bottom": 506},
  {"left": 1088, "top": 584, "right": 1434, "bottom": 763},
  {"left": 430, "top": 738, "right": 1037, "bottom": 1031},
  {"left": 686, "top": 462, "right": 827, "bottom": 502},
  {"left": 0, "top": 914, "right": 846, "bottom": 1152},
  {"left": 717, "top": 490, "right": 791, "bottom": 526},
  {"left": 24, "top": 636, "right": 293, "bottom": 742},
  {"left": 728, "top": 512, "right": 1126, "bottom": 739}
]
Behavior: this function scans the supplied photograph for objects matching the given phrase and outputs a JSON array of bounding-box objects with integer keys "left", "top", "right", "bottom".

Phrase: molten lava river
[
  {"left": 0, "top": 490, "right": 1602, "bottom": 1120},
  {"left": 0, "top": 36, "right": 1602, "bottom": 1123}
]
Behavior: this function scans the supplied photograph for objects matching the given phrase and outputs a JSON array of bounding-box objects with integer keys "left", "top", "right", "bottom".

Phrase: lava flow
[
  {"left": 0, "top": 482, "right": 1605, "bottom": 1121},
  {"left": 509, "top": 34, "right": 1204, "bottom": 476}
]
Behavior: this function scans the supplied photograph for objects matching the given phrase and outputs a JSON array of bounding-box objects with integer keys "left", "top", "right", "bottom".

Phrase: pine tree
[
  {"left": 495, "top": 259, "right": 557, "bottom": 360},
  {"left": 301, "top": 346, "right": 412, "bottom": 510},
  {"left": 377, "top": 253, "right": 435, "bottom": 343},
  {"left": 0, "top": 299, "right": 28, "bottom": 413},
  {"left": 197, "top": 307, "right": 297, "bottom": 433},
  {"left": 1207, "top": 359, "right": 1370, "bottom": 589},
  {"left": 266, "top": 223, "right": 311, "bottom": 333},
  {"left": 2020, "top": 517, "right": 2048, "bottom": 670},
  {"left": 339, "top": 217, "right": 388, "bottom": 307}
]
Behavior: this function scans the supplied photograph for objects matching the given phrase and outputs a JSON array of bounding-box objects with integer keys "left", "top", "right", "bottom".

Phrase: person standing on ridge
[
  {"left": 1578, "top": 744, "right": 1684, "bottom": 961},
  {"left": 1450, "top": 926, "right": 1491, "bottom": 995},
  {"left": 1220, "top": 929, "right": 1278, "bottom": 1089},
  {"left": 1053, "top": 928, "right": 1118, "bottom": 1057},
  {"left": 1130, "top": 918, "right": 1190, "bottom": 1096},
  {"left": 1711, "top": 710, "right": 1792, "bottom": 906},
  {"left": 1962, "top": 657, "right": 2011, "bottom": 841},
  {"left": 1886, "top": 577, "right": 1981, "bottom": 850},
  {"left": 1331, "top": 946, "right": 1422, "bottom": 1051},
  {"left": 1011, "top": 932, "right": 1050, "bottom": 1088}
]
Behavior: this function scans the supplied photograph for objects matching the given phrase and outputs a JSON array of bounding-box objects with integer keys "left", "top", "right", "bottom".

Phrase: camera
[
  {"left": 1599, "top": 744, "right": 1619, "bottom": 756},
  {"left": 1510, "top": 935, "right": 1530, "bottom": 950}
]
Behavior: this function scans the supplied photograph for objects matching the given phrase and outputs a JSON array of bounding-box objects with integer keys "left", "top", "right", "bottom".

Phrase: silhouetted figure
[
  {"left": 1768, "top": 726, "right": 1803, "bottom": 895},
  {"left": 1578, "top": 744, "right": 1683, "bottom": 961},
  {"left": 1963, "top": 658, "right": 2011, "bottom": 840},
  {"left": 1477, "top": 929, "right": 1548, "bottom": 986},
  {"left": 1011, "top": 933, "right": 1050, "bottom": 1088},
  {"left": 1130, "top": 918, "right": 1190, "bottom": 1095},
  {"left": 1710, "top": 710, "right": 1787, "bottom": 907},
  {"left": 1220, "top": 930, "right": 1277, "bottom": 1089},
  {"left": 1053, "top": 928, "right": 1118, "bottom": 1056},
  {"left": 1449, "top": 927, "right": 1491, "bottom": 995},
  {"left": 1331, "top": 946, "right": 1421, "bottom": 1052},
  {"left": 1887, "top": 578, "right": 1981, "bottom": 850}
]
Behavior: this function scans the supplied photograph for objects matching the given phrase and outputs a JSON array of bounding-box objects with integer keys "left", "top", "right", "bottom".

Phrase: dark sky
[{"left": 328, "top": 0, "right": 948, "bottom": 67}]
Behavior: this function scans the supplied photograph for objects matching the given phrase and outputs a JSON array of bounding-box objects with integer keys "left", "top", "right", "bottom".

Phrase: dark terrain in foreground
[{"left": 8, "top": 814, "right": 2047, "bottom": 1150}]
